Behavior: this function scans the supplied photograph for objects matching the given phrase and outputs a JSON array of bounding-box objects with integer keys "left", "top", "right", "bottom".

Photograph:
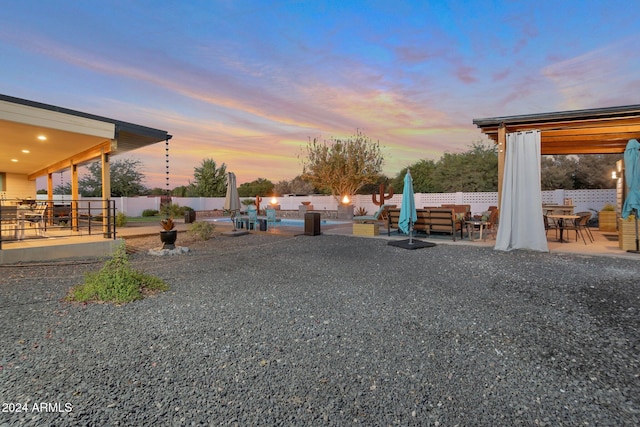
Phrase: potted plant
[
  {"left": 618, "top": 213, "right": 637, "bottom": 250},
  {"left": 160, "top": 217, "right": 177, "bottom": 249},
  {"left": 599, "top": 203, "right": 617, "bottom": 232}
]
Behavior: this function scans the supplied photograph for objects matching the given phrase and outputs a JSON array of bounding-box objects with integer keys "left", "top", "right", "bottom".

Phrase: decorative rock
[{"left": 148, "top": 246, "right": 190, "bottom": 256}]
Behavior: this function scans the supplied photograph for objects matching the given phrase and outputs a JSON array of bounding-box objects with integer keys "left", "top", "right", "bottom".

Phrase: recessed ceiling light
[
  {"left": 11, "top": 159, "right": 18, "bottom": 162},
  {"left": 37, "top": 135, "right": 47, "bottom": 141},
  {"left": 22, "top": 149, "right": 30, "bottom": 154}
]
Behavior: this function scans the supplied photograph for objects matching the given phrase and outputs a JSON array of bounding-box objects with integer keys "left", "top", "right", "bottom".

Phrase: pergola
[{"left": 473, "top": 104, "right": 640, "bottom": 200}]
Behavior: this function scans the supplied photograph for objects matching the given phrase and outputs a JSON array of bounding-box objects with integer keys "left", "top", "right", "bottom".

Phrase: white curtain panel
[{"left": 495, "top": 130, "right": 549, "bottom": 252}]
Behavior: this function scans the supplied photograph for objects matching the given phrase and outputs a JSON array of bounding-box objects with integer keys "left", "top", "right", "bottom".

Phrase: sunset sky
[{"left": 2, "top": 1, "right": 639, "bottom": 188}]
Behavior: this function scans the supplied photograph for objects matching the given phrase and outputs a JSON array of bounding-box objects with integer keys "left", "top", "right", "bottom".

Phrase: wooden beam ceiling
[
  {"left": 27, "top": 140, "right": 114, "bottom": 180},
  {"left": 473, "top": 106, "right": 640, "bottom": 156}
]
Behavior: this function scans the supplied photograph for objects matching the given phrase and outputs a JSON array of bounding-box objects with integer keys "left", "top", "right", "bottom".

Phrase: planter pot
[
  {"left": 299, "top": 204, "right": 314, "bottom": 214},
  {"left": 160, "top": 230, "right": 177, "bottom": 249},
  {"left": 337, "top": 204, "right": 354, "bottom": 220},
  {"left": 619, "top": 217, "right": 639, "bottom": 250},
  {"left": 353, "top": 223, "right": 380, "bottom": 236},
  {"left": 599, "top": 211, "right": 617, "bottom": 232}
]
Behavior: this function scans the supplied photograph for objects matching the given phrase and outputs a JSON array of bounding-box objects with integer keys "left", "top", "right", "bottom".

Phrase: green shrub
[
  {"left": 115, "top": 212, "right": 128, "bottom": 227},
  {"left": 142, "top": 209, "right": 159, "bottom": 217},
  {"left": 188, "top": 221, "right": 215, "bottom": 241},
  {"left": 66, "top": 246, "right": 168, "bottom": 304},
  {"left": 160, "top": 202, "right": 180, "bottom": 217},
  {"left": 160, "top": 203, "right": 192, "bottom": 217}
]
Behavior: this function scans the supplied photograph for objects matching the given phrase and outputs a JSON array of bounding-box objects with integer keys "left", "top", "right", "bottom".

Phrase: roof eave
[{"left": 473, "top": 104, "right": 640, "bottom": 128}]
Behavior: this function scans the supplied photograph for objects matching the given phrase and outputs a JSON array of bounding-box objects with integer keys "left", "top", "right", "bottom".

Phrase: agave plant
[
  {"left": 160, "top": 217, "right": 175, "bottom": 231},
  {"left": 354, "top": 206, "right": 368, "bottom": 216}
]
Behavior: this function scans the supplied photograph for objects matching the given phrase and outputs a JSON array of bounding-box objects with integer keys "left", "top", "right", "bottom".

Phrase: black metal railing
[{"left": 0, "top": 199, "right": 117, "bottom": 249}]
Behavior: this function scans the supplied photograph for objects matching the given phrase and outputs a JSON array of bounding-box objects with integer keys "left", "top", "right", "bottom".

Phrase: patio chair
[
  {"left": 266, "top": 208, "right": 278, "bottom": 231},
  {"left": 544, "top": 214, "right": 558, "bottom": 239},
  {"left": 246, "top": 205, "right": 258, "bottom": 230},
  {"left": 353, "top": 204, "right": 392, "bottom": 223},
  {"left": 574, "top": 212, "right": 594, "bottom": 244},
  {"left": 560, "top": 214, "right": 588, "bottom": 244},
  {"left": 0, "top": 205, "right": 19, "bottom": 240},
  {"left": 483, "top": 208, "right": 499, "bottom": 241},
  {"left": 23, "top": 202, "right": 47, "bottom": 236}
]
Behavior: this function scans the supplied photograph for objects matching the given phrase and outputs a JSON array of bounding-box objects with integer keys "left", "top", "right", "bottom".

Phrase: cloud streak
[{"left": 3, "top": 1, "right": 639, "bottom": 188}]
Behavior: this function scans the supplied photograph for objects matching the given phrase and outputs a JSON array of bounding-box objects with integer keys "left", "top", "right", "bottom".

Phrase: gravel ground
[{"left": 0, "top": 233, "right": 639, "bottom": 426}]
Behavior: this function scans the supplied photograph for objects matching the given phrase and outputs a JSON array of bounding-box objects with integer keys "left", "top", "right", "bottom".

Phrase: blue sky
[{"left": 2, "top": 0, "right": 639, "bottom": 188}]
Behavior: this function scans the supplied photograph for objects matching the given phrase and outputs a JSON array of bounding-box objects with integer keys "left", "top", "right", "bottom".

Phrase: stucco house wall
[{"left": 4, "top": 173, "right": 36, "bottom": 199}]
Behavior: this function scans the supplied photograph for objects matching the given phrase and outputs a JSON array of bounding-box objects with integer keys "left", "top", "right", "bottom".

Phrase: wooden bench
[
  {"left": 387, "top": 207, "right": 461, "bottom": 241},
  {"left": 427, "top": 208, "right": 460, "bottom": 240},
  {"left": 441, "top": 204, "right": 471, "bottom": 220}
]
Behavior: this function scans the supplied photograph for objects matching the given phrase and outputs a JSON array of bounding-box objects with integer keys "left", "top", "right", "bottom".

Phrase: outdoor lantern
[
  {"left": 342, "top": 195, "right": 350, "bottom": 204},
  {"left": 270, "top": 196, "right": 278, "bottom": 205},
  {"left": 612, "top": 171, "right": 618, "bottom": 179}
]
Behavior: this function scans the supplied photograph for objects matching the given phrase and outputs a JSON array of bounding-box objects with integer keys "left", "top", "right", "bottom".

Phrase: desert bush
[
  {"left": 160, "top": 203, "right": 193, "bottom": 217},
  {"left": 142, "top": 209, "right": 159, "bottom": 217},
  {"left": 66, "top": 246, "right": 168, "bottom": 304},
  {"left": 188, "top": 221, "right": 215, "bottom": 241},
  {"left": 115, "top": 211, "right": 128, "bottom": 227}
]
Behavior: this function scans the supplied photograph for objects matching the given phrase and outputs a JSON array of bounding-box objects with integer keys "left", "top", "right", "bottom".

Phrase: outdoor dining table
[
  {"left": 547, "top": 214, "right": 580, "bottom": 243},
  {"left": 543, "top": 205, "right": 574, "bottom": 215}
]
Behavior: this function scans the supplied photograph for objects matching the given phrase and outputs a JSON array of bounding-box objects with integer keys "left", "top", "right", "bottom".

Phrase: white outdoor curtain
[{"left": 494, "top": 130, "right": 549, "bottom": 252}]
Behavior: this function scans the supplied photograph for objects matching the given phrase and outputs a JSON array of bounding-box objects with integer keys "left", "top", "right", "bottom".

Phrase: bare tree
[{"left": 300, "top": 130, "right": 384, "bottom": 202}]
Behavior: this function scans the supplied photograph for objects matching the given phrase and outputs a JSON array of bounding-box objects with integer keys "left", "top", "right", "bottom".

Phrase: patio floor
[{"left": 1, "top": 219, "right": 637, "bottom": 264}]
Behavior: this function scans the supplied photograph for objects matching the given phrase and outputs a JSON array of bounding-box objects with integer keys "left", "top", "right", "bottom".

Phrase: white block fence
[{"left": 40, "top": 189, "right": 616, "bottom": 218}]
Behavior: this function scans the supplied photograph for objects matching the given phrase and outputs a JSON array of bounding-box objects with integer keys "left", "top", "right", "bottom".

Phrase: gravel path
[{"left": 1, "top": 233, "right": 639, "bottom": 426}]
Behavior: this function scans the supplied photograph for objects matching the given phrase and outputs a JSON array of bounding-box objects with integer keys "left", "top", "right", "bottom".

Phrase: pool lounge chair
[
  {"left": 246, "top": 205, "right": 258, "bottom": 230},
  {"left": 266, "top": 208, "right": 278, "bottom": 231},
  {"left": 353, "top": 204, "right": 392, "bottom": 223}
]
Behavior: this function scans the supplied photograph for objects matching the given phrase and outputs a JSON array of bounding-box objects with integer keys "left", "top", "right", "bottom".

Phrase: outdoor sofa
[{"left": 387, "top": 207, "right": 463, "bottom": 241}]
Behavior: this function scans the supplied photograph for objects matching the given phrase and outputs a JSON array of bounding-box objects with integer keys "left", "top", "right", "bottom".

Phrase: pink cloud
[
  {"left": 4, "top": 25, "right": 492, "bottom": 187},
  {"left": 455, "top": 65, "right": 478, "bottom": 84},
  {"left": 492, "top": 69, "right": 511, "bottom": 82},
  {"left": 542, "top": 35, "right": 640, "bottom": 109}
]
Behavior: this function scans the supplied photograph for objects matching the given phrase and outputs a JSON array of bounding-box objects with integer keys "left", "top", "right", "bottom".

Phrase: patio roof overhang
[
  {"left": 473, "top": 104, "right": 640, "bottom": 155},
  {"left": 0, "top": 94, "right": 171, "bottom": 180}
]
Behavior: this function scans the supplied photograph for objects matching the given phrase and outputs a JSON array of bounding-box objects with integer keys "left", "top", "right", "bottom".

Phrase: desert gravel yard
[{"left": 1, "top": 233, "right": 639, "bottom": 426}]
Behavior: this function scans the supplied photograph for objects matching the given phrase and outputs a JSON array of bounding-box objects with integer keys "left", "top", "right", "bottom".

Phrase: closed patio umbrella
[
  {"left": 224, "top": 172, "right": 241, "bottom": 231},
  {"left": 398, "top": 169, "right": 417, "bottom": 243},
  {"left": 622, "top": 139, "right": 640, "bottom": 253},
  {"left": 388, "top": 169, "right": 434, "bottom": 249}
]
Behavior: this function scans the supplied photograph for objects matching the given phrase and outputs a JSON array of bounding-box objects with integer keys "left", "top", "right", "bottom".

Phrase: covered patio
[
  {"left": 0, "top": 94, "right": 171, "bottom": 262},
  {"left": 473, "top": 104, "right": 640, "bottom": 253}
]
